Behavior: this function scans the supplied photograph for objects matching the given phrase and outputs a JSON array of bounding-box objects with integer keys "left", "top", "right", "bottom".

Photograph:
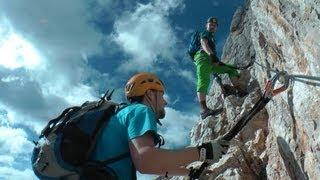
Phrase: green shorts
[{"left": 194, "top": 51, "right": 239, "bottom": 93}]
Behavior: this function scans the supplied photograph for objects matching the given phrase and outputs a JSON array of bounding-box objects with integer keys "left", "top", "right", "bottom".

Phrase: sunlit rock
[{"left": 163, "top": 0, "right": 320, "bottom": 179}]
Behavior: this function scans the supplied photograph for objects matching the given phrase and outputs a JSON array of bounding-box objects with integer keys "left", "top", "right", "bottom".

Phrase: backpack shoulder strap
[
  {"left": 85, "top": 101, "right": 119, "bottom": 160},
  {"left": 40, "top": 106, "right": 81, "bottom": 138},
  {"left": 89, "top": 102, "right": 131, "bottom": 165}
]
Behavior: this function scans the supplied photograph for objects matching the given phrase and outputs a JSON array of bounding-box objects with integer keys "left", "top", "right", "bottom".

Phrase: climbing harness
[{"left": 222, "top": 71, "right": 290, "bottom": 141}]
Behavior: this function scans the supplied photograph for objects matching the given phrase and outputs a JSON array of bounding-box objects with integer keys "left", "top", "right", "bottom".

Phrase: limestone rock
[
  {"left": 204, "top": 0, "right": 320, "bottom": 179},
  {"left": 167, "top": 0, "right": 320, "bottom": 179}
]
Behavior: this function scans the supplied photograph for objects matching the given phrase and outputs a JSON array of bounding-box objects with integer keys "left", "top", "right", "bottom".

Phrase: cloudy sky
[{"left": 0, "top": 0, "right": 243, "bottom": 179}]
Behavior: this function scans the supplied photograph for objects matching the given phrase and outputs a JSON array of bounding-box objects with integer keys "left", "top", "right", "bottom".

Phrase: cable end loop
[{"left": 263, "top": 71, "right": 290, "bottom": 98}]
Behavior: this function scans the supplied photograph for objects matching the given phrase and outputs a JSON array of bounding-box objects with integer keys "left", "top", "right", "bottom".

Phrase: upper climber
[{"left": 191, "top": 17, "right": 246, "bottom": 119}]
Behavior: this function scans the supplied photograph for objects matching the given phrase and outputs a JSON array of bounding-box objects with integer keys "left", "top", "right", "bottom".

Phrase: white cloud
[
  {"left": 0, "top": 1, "right": 133, "bottom": 177},
  {"left": 110, "top": 0, "right": 196, "bottom": 86},
  {"left": 154, "top": 0, "right": 185, "bottom": 12},
  {"left": 112, "top": 0, "right": 184, "bottom": 71},
  {"left": 0, "top": 1, "right": 103, "bottom": 55},
  {"left": 0, "top": 126, "right": 36, "bottom": 180},
  {"left": 88, "top": 0, "right": 137, "bottom": 22},
  {"left": 1, "top": 75, "right": 21, "bottom": 83},
  {"left": 159, "top": 107, "right": 198, "bottom": 148},
  {"left": 0, "top": 16, "right": 108, "bottom": 127},
  {"left": 177, "top": 69, "right": 196, "bottom": 85},
  {"left": 0, "top": 103, "right": 44, "bottom": 133},
  {"left": 0, "top": 155, "right": 14, "bottom": 166},
  {"left": 0, "top": 4, "right": 114, "bottom": 178},
  {"left": 0, "top": 18, "right": 45, "bottom": 71},
  {"left": 0, "top": 126, "right": 34, "bottom": 156},
  {"left": 0, "top": 167, "right": 36, "bottom": 180},
  {"left": 0, "top": 33, "right": 44, "bottom": 70}
]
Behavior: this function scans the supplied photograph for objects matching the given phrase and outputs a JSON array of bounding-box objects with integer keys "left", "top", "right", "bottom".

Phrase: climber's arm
[
  {"left": 129, "top": 132, "right": 198, "bottom": 176},
  {"left": 200, "top": 38, "right": 214, "bottom": 55},
  {"left": 201, "top": 38, "right": 220, "bottom": 63}
]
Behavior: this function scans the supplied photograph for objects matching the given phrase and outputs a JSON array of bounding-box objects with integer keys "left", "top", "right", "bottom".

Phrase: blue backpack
[
  {"left": 31, "top": 90, "right": 130, "bottom": 180},
  {"left": 188, "top": 31, "right": 201, "bottom": 60}
]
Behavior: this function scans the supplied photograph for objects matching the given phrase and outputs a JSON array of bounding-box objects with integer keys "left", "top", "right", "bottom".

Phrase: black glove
[
  {"left": 188, "top": 161, "right": 209, "bottom": 180},
  {"left": 209, "top": 54, "right": 219, "bottom": 64},
  {"left": 197, "top": 138, "right": 229, "bottom": 162},
  {"left": 209, "top": 54, "right": 236, "bottom": 68}
]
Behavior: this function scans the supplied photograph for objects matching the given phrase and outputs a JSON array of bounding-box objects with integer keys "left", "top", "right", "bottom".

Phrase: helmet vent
[
  {"left": 141, "top": 79, "right": 155, "bottom": 84},
  {"left": 125, "top": 73, "right": 164, "bottom": 98},
  {"left": 125, "top": 82, "right": 135, "bottom": 92}
]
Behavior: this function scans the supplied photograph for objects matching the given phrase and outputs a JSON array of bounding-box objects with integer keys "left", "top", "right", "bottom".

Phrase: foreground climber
[
  {"left": 191, "top": 17, "right": 245, "bottom": 119},
  {"left": 92, "top": 72, "right": 229, "bottom": 179},
  {"left": 31, "top": 72, "right": 229, "bottom": 179}
]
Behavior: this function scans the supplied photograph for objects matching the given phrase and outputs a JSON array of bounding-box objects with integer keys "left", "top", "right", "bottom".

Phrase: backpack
[
  {"left": 31, "top": 90, "right": 130, "bottom": 180},
  {"left": 187, "top": 31, "right": 201, "bottom": 60}
]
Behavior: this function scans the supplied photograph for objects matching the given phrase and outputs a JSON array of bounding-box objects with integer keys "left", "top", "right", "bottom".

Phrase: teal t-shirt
[{"left": 91, "top": 103, "right": 158, "bottom": 180}]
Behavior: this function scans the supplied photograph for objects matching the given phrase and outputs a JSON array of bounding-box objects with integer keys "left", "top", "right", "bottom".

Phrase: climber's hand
[
  {"left": 209, "top": 54, "right": 221, "bottom": 66},
  {"left": 197, "top": 138, "right": 229, "bottom": 162},
  {"left": 212, "top": 61, "right": 222, "bottom": 66},
  {"left": 216, "top": 61, "right": 226, "bottom": 66}
]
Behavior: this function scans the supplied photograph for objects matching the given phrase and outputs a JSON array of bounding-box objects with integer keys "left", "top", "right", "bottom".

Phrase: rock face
[{"left": 168, "top": 0, "right": 320, "bottom": 179}]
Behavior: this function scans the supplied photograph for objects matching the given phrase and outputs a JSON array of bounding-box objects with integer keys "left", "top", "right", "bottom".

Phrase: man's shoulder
[
  {"left": 200, "top": 29, "right": 208, "bottom": 33},
  {"left": 125, "top": 103, "right": 150, "bottom": 111},
  {"left": 200, "top": 30, "right": 213, "bottom": 39},
  {"left": 118, "top": 103, "right": 152, "bottom": 116}
]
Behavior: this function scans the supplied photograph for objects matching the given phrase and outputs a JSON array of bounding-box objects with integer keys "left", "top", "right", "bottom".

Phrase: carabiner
[{"left": 263, "top": 71, "right": 290, "bottom": 99}]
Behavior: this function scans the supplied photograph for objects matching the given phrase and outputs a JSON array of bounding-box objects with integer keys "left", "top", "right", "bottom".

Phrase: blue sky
[{"left": 0, "top": 0, "right": 243, "bottom": 179}]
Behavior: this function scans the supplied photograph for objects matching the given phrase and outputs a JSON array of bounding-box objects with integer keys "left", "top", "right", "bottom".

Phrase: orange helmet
[{"left": 125, "top": 72, "right": 165, "bottom": 98}]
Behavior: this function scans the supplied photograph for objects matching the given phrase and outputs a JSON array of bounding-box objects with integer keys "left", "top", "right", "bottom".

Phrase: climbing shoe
[
  {"left": 201, "top": 108, "right": 223, "bottom": 119},
  {"left": 221, "top": 84, "right": 236, "bottom": 97},
  {"left": 234, "top": 89, "right": 248, "bottom": 97},
  {"left": 222, "top": 85, "right": 248, "bottom": 98}
]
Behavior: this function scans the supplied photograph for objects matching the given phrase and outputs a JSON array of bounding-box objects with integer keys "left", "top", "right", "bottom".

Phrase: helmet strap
[
  {"left": 153, "top": 91, "right": 163, "bottom": 125},
  {"left": 144, "top": 90, "right": 159, "bottom": 118},
  {"left": 144, "top": 91, "right": 156, "bottom": 112},
  {"left": 144, "top": 90, "right": 163, "bottom": 125}
]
